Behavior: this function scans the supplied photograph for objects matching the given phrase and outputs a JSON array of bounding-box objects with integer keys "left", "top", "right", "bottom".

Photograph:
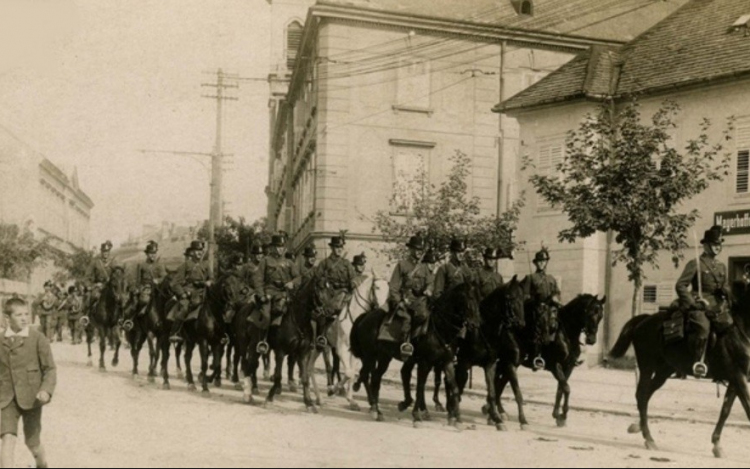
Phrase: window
[
  {"left": 536, "top": 141, "right": 564, "bottom": 211},
  {"left": 286, "top": 21, "right": 304, "bottom": 70},
  {"left": 521, "top": 1, "right": 533, "bottom": 16},
  {"left": 396, "top": 60, "right": 431, "bottom": 109},
  {"left": 392, "top": 145, "right": 429, "bottom": 214},
  {"left": 643, "top": 285, "right": 657, "bottom": 304},
  {"left": 737, "top": 120, "right": 750, "bottom": 195}
]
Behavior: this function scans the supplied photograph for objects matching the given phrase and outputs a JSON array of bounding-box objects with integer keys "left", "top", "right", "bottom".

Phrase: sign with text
[{"left": 715, "top": 210, "right": 750, "bottom": 236}]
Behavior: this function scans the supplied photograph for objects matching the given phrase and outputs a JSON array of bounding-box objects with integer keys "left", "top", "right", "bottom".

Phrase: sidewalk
[{"left": 383, "top": 365, "right": 749, "bottom": 428}]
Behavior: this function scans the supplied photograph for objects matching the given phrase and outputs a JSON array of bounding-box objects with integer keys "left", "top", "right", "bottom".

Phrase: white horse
[{"left": 318, "top": 272, "right": 389, "bottom": 411}]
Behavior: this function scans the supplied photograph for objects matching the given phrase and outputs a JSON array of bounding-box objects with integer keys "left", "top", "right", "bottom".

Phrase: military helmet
[
  {"left": 250, "top": 244, "right": 264, "bottom": 256},
  {"left": 353, "top": 253, "right": 367, "bottom": 267},
  {"left": 329, "top": 236, "right": 346, "bottom": 248},
  {"left": 483, "top": 248, "right": 500, "bottom": 260},
  {"left": 303, "top": 245, "right": 318, "bottom": 258},
  {"left": 449, "top": 239, "right": 467, "bottom": 253},
  {"left": 406, "top": 236, "right": 426, "bottom": 250},
  {"left": 701, "top": 225, "right": 725, "bottom": 245},
  {"left": 533, "top": 249, "right": 551, "bottom": 263},
  {"left": 269, "top": 235, "right": 285, "bottom": 248},
  {"left": 145, "top": 241, "right": 159, "bottom": 254},
  {"left": 101, "top": 240, "right": 113, "bottom": 252}
]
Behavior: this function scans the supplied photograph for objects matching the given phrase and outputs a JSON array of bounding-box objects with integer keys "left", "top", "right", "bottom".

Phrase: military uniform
[
  {"left": 388, "top": 256, "right": 434, "bottom": 338},
  {"left": 170, "top": 257, "right": 213, "bottom": 321},
  {"left": 676, "top": 254, "right": 729, "bottom": 341},
  {"left": 251, "top": 252, "right": 299, "bottom": 329},
  {"left": 86, "top": 256, "right": 119, "bottom": 287},
  {"left": 313, "top": 255, "right": 357, "bottom": 314},
  {"left": 135, "top": 259, "right": 168, "bottom": 288},
  {"left": 528, "top": 249, "right": 561, "bottom": 369},
  {"left": 434, "top": 260, "right": 475, "bottom": 299},
  {"left": 476, "top": 266, "right": 503, "bottom": 299}
]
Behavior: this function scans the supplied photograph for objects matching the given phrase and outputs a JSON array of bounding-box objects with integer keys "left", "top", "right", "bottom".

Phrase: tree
[
  {"left": 197, "top": 216, "right": 272, "bottom": 268},
  {"left": 371, "top": 150, "right": 524, "bottom": 263},
  {"left": 52, "top": 247, "right": 95, "bottom": 285},
  {"left": 0, "top": 223, "right": 55, "bottom": 281},
  {"left": 529, "top": 100, "right": 732, "bottom": 318}
]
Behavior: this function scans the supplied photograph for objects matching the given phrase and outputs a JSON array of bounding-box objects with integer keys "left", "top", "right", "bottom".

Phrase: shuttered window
[
  {"left": 643, "top": 285, "right": 657, "bottom": 304},
  {"left": 537, "top": 141, "right": 564, "bottom": 211},
  {"left": 737, "top": 121, "right": 750, "bottom": 195},
  {"left": 286, "top": 21, "right": 304, "bottom": 70}
]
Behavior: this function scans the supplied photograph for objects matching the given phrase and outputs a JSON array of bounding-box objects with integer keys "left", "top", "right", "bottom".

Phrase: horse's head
[
  {"left": 577, "top": 294, "right": 606, "bottom": 346},
  {"left": 217, "top": 273, "right": 245, "bottom": 316},
  {"left": 351, "top": 274, "right": 390, "bottom": 315},
  {"left": 109, "top": 266, "right": 129, "bottom": 309},
  {"left": 504, "top": 275, "right": 527, "bottom": 329}
]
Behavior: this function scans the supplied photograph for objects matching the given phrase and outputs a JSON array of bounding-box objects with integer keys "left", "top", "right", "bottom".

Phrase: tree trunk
[{"left": 631, "top": 277, "right": 642, "bottom": 319}]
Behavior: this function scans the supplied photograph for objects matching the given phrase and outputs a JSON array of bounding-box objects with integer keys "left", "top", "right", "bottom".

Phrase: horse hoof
[
  {"left": 398, "top": 401, "right": 413, "bottom": 412},
  {"left": 434, "top": 403, "right": 446, "bottom": 413},
  {"left": 86, "top": 360, "right": 93, "bottom": 368},
  {"left": 289, "top": 383, "right": 298, "bottom": 394},
  {"left": 628, "top": 423, "right": 642, "bottom": 434},
  {"left": 713, "top": 446, "right": 725, "bottom": 459},
  {"left": 327, "top": 386, "right": 336, "bottom": 397},
  {"left": 349, "top": 402, "right": 361, "bottom": 412},
  {"left": 263, "top": 371, "right": 270, "bottom": 381},
  {"left": 307, "top": 406, "right": 319, "bottom": 415},
  {"left": 496, "top": 423, "right": 508, "bottom": 432},
  {"left": 202, "top": 388, "right": 210, "bottom": 394},
  {"left": 234, "top": 383, "right": 243, "bottom": 392},
  {"left": 243, "top": 394, "right": 254, "bottom": 405},
  {"left": 413, "top": 421, "right": 423, "bottom": 429},
  {"left": 376, "top": 412, "right": 385, "bottom": 422},
  {"left": 353, "top": 382, "right": 361, "bottom": 393},
  {"left": 112, "top": 360, "right": 119, "bottom": 368},
  {"left": 370, "top": 411, "right": 379, "bottom": 421},
  {"left": 481, "top": 405, "right": 489, "bottom": 416},
  {"left": 422, "top": 411, "right": 432, "bottom": 422},
  {"left": 449, "top": 419, "right": 464, "bottom": 431},
  {"left": 316, "top": 399, "right": 323, "bottom": 408},
  {"left": 162, "top": 383, "right": 171, "bottom": 391},
  {"left": 645, "top": 441, "right": 659, "bottom": 451},
  {"left": 147, "top": 376, "right": 155, "bottom": 384},
  {"left": 556, "top": 419, "right": 566, "bottom": 428},
  {"left": 500, "top": 413, "right": 510, "bottom": 422},
  {"left": 252, "top": 387, "right": 260, "bottom": 396},
  {"left": 188, "top": 384, "right": 197, "bottom": 392},
  {"left": 214, "top": 381, "right": 222, "bottom": 389},
  {"left": 99, "top": 367, "right": 106, "bottom": 373},
  {"left": 132, "top": 373, "right": 138, "bottom": 380},
  {"left": 521, "top": 423, "right": 531, "bottom": 431}
]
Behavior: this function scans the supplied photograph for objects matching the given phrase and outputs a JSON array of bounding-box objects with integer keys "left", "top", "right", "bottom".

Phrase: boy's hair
[{"left": 3, "top": 298, "right": 27, "bottom": 316}]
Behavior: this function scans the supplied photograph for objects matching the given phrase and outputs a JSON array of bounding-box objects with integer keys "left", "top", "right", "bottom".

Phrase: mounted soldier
[
  {"left": 131, "top": 241, "right": 168, "bottom": 310},
  {"left": 528, "top": 248, "right": 562, "bottom": 371},
  {"left": 475, "top": 248, "right": 504, "bottom": 300},
  {"left": 240, "top": 244, "right": 264, "bottom": 288},
  {"left": 291, "top": 245, "right": 318, "bottom": 290},
  {"left": 85, "top": 241, "right": 121, "bottom": 309},
  {"left": 169, "top": 240, "right": 213, "bottom": 343},
  {"left": 676, "top": 225, "right": 731, "bottom": 378},
  {"left": 433, "top": 239, "right": 475, "bottom": 300},
  {"left": 250, "top": 235, "right": 299, "bottom": 353},
  {"left": 387, "top": 236, "right": 434, "bottom": 359},
  {"left": 311, "top": 236, "right": 358, "bottom": 347}
]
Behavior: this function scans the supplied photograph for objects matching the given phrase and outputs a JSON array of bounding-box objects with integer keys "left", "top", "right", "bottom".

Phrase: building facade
[
  {"left": 497, "top": 0, "right": 750, "bottom": 361},
  {"left": 265, "top": 0, "right": 684, "bottom": 274},
  {"left": 0, "top": 125, "right": 94, "bottom": 290}
]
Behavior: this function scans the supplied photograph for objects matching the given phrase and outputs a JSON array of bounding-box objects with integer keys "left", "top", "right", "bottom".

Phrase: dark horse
[
  {"left": 610, "top": 282, "right": 750, "bottom": 459},
  {"left": 181, "top": 273, "right": 241, "bottom": 393},
  {"left": 125, "top": 282, "right": 165, "bottom": 383},
  {"left": 493, "top": 291, "right": 606, "bottom": 429},
  {"left": 86, "top": 266, "right": 129, "bottom": 371},
  {"left": 351, "top": 282, "right": 476, "bottom": 426},
  {"left": 243, "top": 279, "right": 318, "bottom": 412}
]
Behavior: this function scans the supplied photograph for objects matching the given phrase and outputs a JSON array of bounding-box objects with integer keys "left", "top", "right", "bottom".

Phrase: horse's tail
[
  {"left": 609, "top": 315, "right": 650, "bottom": 359},
  {"left": 350, "top": 314, "right": 366, "bottom": 359}
]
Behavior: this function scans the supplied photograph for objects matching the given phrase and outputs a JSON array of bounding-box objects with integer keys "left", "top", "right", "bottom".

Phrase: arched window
[
  {"left": 286, "top": 21, "right": 304, "bottom": 70},
  {"left": 521, "top": 1, "right": 533, "bottom": 16}
]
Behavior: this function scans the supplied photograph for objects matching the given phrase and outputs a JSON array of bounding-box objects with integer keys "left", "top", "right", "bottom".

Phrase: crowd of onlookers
[{"left": 31, "top": 281, "right": 86, "bottom": 345}]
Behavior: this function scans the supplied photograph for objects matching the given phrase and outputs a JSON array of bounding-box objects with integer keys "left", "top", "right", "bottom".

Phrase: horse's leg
[
  {"left": 266, "top": 349, "right": 285, "bottom": 404},
  {"left": 484, "top": 361, "right": 505, "bottom": 430},
  {"left": 243, "top": 340, "right": 259, "bottom": 404},
  {"left": 199, "top": 340, "right": 210, "bottom": 393},
  {"left": 370, "top": 357, "right": 391, "bottom": 422},
  {"left": 225, "top": 340, "right": 233, "bottom": 381},
  {"left": 129, "top": 331, "right": 139, "bottom": 377},
  {"left": 288, "top": 354, "right": 298, "bottom": 393},
  {"left": 160, "top": 336, "right": 172, "bottom": 390},
  {"left": 442, "top": 360, "right": 463, "bottom": 428},
  {"left": 98, "top": 327, "right": 107, "bottom": 371},
  {"left": 185, "top": 341, "right": 197, "bottom": 392},
  {"left": 300, "top": 349, "right": 318, "bottom": 413},
  {"left": 86, "top": 326, "right": 94, "bottom": 367},
  {"left": 323, "top": 346, "right": 335, "bottom": 397},
  {"left": 433, "top": 367, "right": 445, "bottom": 413},
  {"left": 263, "top": 352, "right": 271, "bottom": 381},
  {"left": 412, "top": 362, "right": 431, "bottom": 427},
  {"left": 232, "top": 339, "right": 242, "bottom": 389},
  {"left": 712, "top": 384, "right": 737, "bottom": 459},
  {"left": 636, "top": 367, "right": 671, "bottom": 451},
  {"left": 309, "top": 351, "right": 324, "bottom": 407},
  {"left": 504, "top": 362, "right": 529, "bottom": 428},
  {"left": 112, "top": 328, "right": 121, "bottom": 368},
  {"left": 398, "top": 359, "right": 415, "bottom": 412},
  {"left": 495, "top": 373, "right": 510, "bottom": 420},
  {"left": 147, "top": 333, "right": 158, "bottom": 383},
  {"left": 551, "top": 363, "right": 572, "bottom": 427},
  {"left": 175, "top": 342, "right": 184, "bottom": 380}
]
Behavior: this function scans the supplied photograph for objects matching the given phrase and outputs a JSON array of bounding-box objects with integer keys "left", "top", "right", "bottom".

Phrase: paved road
[{"left": 19, "top": 343, "right": 750, "bottom": 468}]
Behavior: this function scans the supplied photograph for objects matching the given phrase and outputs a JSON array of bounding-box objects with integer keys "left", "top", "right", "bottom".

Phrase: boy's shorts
[{"left": 1, "top": 400, "right": 42, "bottom": 447}]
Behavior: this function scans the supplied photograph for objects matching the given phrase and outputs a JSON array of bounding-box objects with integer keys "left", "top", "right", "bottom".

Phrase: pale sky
[{"left": 0, "top": 0, "right": 272, "bottom": 246}]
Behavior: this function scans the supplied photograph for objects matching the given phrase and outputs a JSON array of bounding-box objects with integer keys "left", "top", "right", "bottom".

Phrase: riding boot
[
  {"left": 400, "top": 321, "right": 414, "bottom": 359},
  {"left": 693, "top": 337, "right": 708, "bottom": 379},
  {"left": 169, "top": 320, "right": 185, "bottom": 343}
]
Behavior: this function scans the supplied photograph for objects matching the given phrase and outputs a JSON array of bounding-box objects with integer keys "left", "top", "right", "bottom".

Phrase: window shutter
[{"left": 286, "top": 22, "right": 304, "bottom": 70}]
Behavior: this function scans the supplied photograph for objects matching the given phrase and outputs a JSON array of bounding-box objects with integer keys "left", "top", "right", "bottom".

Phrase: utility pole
[{"left": 202, "top": 68, "right": 238, "bottom": 275}]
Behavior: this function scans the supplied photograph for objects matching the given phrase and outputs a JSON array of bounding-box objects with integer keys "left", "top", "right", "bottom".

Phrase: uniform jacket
[
  {"left": 388, "top": 258, "right": 434, "bottom": 305},
  {"left": 0, "top": 328, "right": 57, "bottom": 411},
  {"left": 170, "top": 258, "right": 213, "bottom": 297},
  {"left": 528, "top": 271, "right": 561, "bottom": 305},
  {"left": 135, "top": 259, "right": 168, "bottom": 287},
  {"left": 314, "top": 256, "right": 357, "bottom": 292},
  {"left": 86, "top": 256, "right": 120, "bottom": 286},
  {"left": 434, "top": 260, "right": 474, "bottom": 299},
  {"left": 476, "top": 266, "right": 504, "bottom": 299},
  {"left": 676, "top": 254, "right": 730, "bottom": 310},
  {"left": 251, "top": 255, "right": 299, "bottom": 297}
]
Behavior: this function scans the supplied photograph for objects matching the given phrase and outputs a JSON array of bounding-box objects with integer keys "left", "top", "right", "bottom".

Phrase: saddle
[
  {"left": 662, "top": 301, "right": 733, "bottom": 345},
  {"left": 377, "top": 310, "right": 429, "bottom": 344}
]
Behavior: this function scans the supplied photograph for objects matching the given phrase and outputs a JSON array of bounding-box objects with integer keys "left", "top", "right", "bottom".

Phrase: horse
[
  {"left": 351, "top": 282, "right": 476, "bottom": 426},
  {"left": 242, "top": 278, "right": 318, "bottom": 412},
  {"left": 85, "top": 266, "right": 129, "bottom": 371},
  {"left": 493, "top": 291, "right": 606, "bottom": 429},
  {"left": 322, "top": 273, "right": 390, "bottom": 411},
  {"left": 124, "top": 282, "right": 165, "bottom": 383},
  {"left": 610, "top": 281, "right": 750, "bottom": 459},
  {"left": 181, "top": 273, "right": 241, "bottom": 393}
]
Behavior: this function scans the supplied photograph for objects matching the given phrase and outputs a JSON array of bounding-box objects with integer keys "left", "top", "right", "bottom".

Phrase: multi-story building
[
  {"left": 0, "top": 125, "right": 94, "bottom": 290},
  {"left": 265, "top": 0, "right": 686, "bottom": 274},
  {"left": 496, "top": 0, "right": 750, "bottom": 361}
]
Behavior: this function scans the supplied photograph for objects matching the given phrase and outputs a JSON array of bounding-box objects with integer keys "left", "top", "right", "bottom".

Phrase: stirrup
[
  {"left": 169, "top": 335, "right": 184, "bottom": 344},
  {"left": 693, "top": 361, "right": 709, "bottom": 379},
  {"left": 400, "top": 342, "right": 414, "bottom": 358},
  {"left": 315, "top": 336, "right": 328, "bottom": 349},
  {"left": 79, "top": 316, "right": 90, "bottom": 327},
  {"left": 533, "top": 356, "right": 546, "bottom": 370},
  {"left": 221, "top": 334, "right": 230, "bottom": 346},
  {"left": 257, "top": 341, "right": 270, "bottom": 355},
  {"left": 122, "top": 320, "right": 134, "bottom": 332}
]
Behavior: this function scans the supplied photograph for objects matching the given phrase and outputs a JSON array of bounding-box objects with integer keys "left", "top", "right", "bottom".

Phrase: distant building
[
  {"left": 265, "top": 0, "right": 686, "bottom": 274},
  {"left": 496, "top": 0, "right": 750, "bottom": 361},
  {"left": 0, "top": 125, "right": 94, "bottom": 290},
  {"left": 115, "top": 221, "right": 201, "bottom": 273}
]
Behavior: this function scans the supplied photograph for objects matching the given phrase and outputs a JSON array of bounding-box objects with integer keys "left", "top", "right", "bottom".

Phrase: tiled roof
[
  {"left": 318, "top": 0, "right": 689, "bottom": 41},
  {"left": 497, "top": 0, "right": 750, "bottom": 112}
]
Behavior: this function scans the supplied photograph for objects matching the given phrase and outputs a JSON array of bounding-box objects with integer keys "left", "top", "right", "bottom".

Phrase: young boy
[{"left": 0, "top": 298, "right": 56, "bottom": 468}]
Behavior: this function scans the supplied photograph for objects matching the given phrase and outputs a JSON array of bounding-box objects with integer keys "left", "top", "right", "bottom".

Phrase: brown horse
[
  {"left": 610, "top": 281, "right": 750, "bottom": 459},
  {"left": 85, "top": 266, "right": 129, "bottom": 371},
  {"left": 124, "top": 282, "right": 164, "bottom": 383}
]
